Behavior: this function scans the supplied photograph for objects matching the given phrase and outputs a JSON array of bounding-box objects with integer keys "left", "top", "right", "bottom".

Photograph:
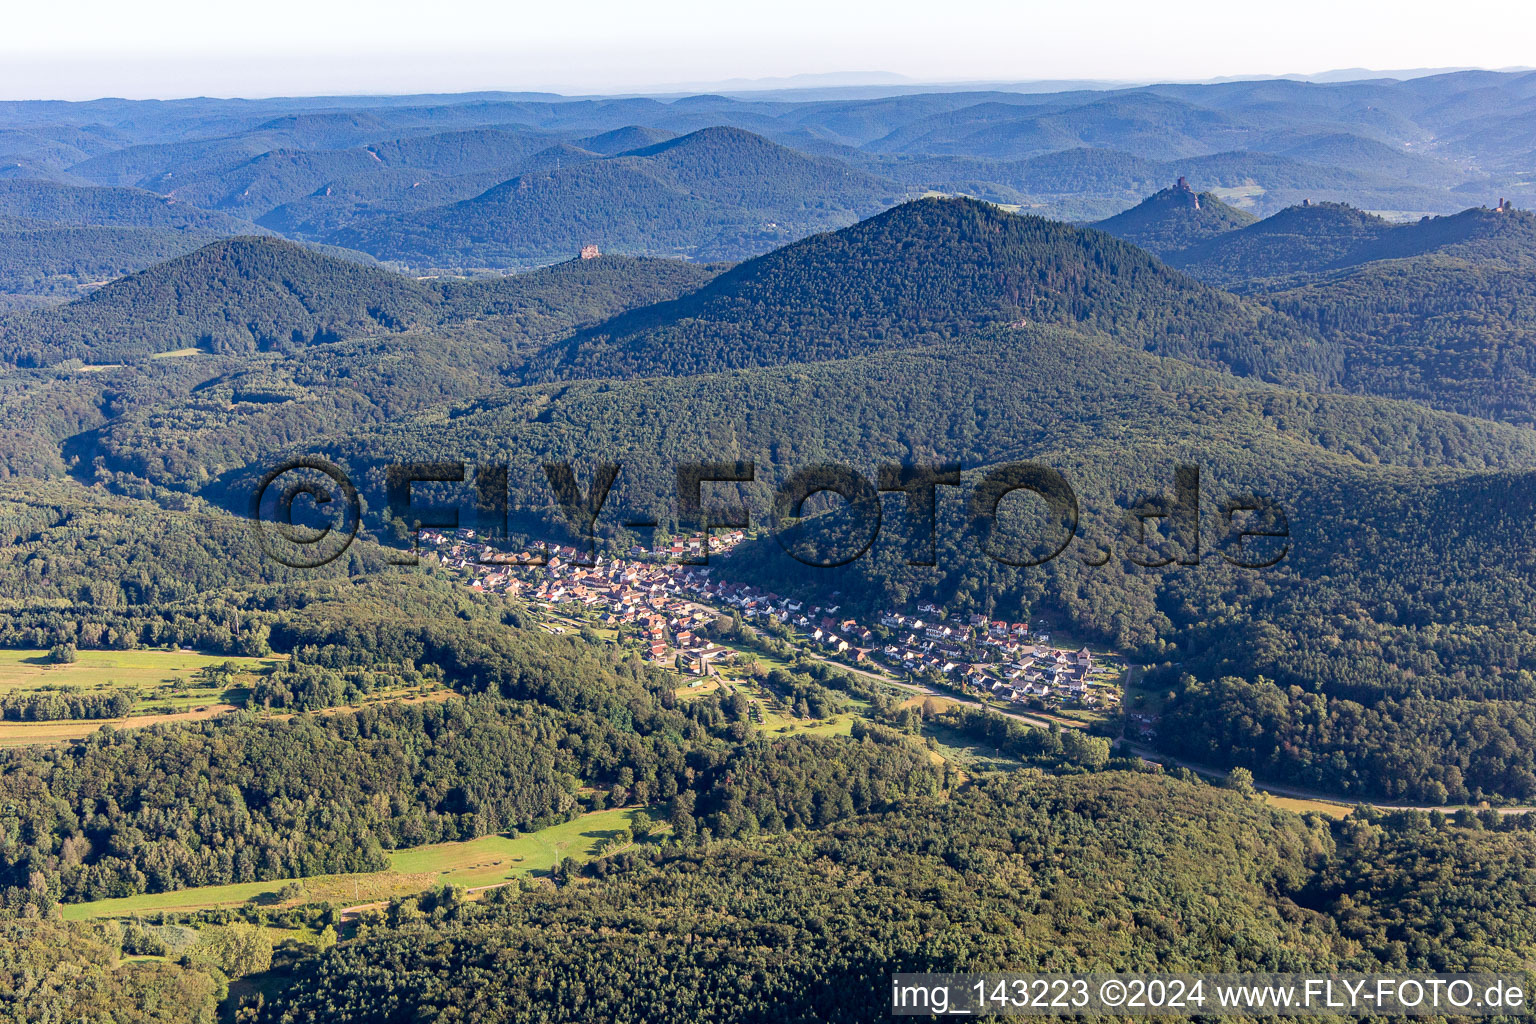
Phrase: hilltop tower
[{"left": 580, "top": 244, "right": 601, "bottom": 259}]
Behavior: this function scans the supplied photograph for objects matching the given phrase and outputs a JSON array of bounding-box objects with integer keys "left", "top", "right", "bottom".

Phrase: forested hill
[
  {"left": 0, "top": 237, "right": 436, "bottom": 366},
  {"left": 327, "top": 126, "right": 903, "bottom": 268},
  {"left": 1167, "top": 202, "right": 1397, "bottom": 288},
  {"left": 0, "top": 179, "right": 257, "bottom": 234},
  {"left": 284, "top": 308, "right": 1536, "bottom": 801},
  {"left": 1260, "top": 211, "right": 1536, "bottom": 425},
  {"left": 1170, "top": 202, "right": 1536, "bottom": 289},
  {"left": 1090, "top": 179, "right": 1255, "bottom": 257},
  {"left": 258, "top": 775, "right": 1341, "bottom": 1022},
  {"left": 255, "top": 773, "right": 1536, "bottom": 1023},
  {"left": 0, "top": 181, "right": 268, "bottom": 311},
  {"left": 577, "top": 125, "right": 677, "bottom": 154},
  {"left": 0, "top": 237, "right": 723, "bottom": 367},
  {"left": 534, "top": 195, "right": 1333, "bottom": 384},
  {"left": 1150, "top": 202, "right": 1536, "bottom": 426},
  {"left": 1344, "top": 204, "right": 1536, "bottom": 268}
]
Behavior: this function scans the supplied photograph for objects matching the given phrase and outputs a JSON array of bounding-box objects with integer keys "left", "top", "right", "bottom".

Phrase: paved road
[
  {"left": 809, "top": 653, "right": 1536, "bottom": 816},
  {"left": 1116, "top": 741, "right": 1536, "bottom": 815},
  {"left": 592, "top": 602, "right": 1533, "bottom": 816}
]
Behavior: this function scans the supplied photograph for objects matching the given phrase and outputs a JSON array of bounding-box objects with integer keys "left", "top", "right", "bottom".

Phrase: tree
[{"left": 1226, "top": 767, "right": 1256, "bottom": 796}]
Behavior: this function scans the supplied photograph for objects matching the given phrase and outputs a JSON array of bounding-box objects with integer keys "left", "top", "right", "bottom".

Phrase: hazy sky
[{"left": 3, "top": 0, "right": 1534, "bottom": 100}]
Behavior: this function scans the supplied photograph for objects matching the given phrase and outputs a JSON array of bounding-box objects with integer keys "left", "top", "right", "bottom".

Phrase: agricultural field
[
  {"left": 0, "top": 648, "right": 280, "bottom": 708},
  {"left": 62, "top": 807, "right": 648, "bottom": 921},
  {"left": 1263, "top": 795, "right": 1353, "bottom": 819},
  {"left": 0, "top": 706, "right": 236, "bottom": 747},
  {"left": 0, "top": 648, "right": 283, "bottom": 744}
]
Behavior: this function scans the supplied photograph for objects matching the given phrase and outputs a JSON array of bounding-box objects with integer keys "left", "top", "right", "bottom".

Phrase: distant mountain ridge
[
  {"left": 6, "top": 71, "right": 1536, "bottom": 279},
  {"left": 0, "top": 179, "right": 257, "bottom": 233},
  {"left": 0, "top": 179, "right": 263, "bottom": 310},
  {"left": 328, "top": 126, "right": 904, "bottom": 268}
]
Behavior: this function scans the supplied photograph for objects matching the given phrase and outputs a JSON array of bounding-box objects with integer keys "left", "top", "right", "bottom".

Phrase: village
[{"left": 416, "top": 527, "right": 1129, "bottom": 723}]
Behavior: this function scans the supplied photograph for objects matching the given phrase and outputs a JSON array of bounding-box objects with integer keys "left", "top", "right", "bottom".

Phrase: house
[{"left": 683, "top": 646, "right": 729, "bottom": 675}]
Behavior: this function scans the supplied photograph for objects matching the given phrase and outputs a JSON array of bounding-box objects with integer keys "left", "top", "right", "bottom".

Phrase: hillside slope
[
  {"left": 0, "top": 237, "right": 437, "bottom": 365},
  {"left": 271, "top": 311, "right": 1536, "bottom": 802},
  {"left": 537, "top": 195, "right": 1331, "bottom": 383},
  {"left": 1090, "top": 178, "right": 1256, "bottom": 257},
  {"left": 1167, "top": 202, "right": 1397, "bottom": 288},
  {"left": 0, "top": 221, "right": 229, "bottom": 310},
  {"left": 0, "top": 179, "right": 257, "bottom": 233},
  {"left": 1264, "top": 211, "right": 1536, "bottom": 423},
  {"left": 1171, "top": 202, "right": 1536, "bottom": 289},
  {"left": 0, "top": 237, "right": 723, "bottom": 366}
]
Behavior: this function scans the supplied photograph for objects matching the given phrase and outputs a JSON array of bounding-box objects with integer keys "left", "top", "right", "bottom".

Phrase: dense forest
[
  {"left": 3, "top": 83, "right": 1536, "bottom": 1019},
  {"left": 242, "top": 773, "right": 1536, "bottom": 1022},
  {"left": 536, "top": 197, "right": 1333, "bottom": 383},
  {"left": 7, "top": 194, "right": 1536, "bottom": 802},
  {"left": 1089, "top": 179, "right": 1255, "bottom": 257},
  {"left": 1169, "top": 203, "right": 1536, "bottom": 290},
  {"left": 0, "top": 236, "right": 720, "bottom": 366}
]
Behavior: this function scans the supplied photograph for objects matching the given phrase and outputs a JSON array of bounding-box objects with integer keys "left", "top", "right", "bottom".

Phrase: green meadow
[
  {"left": 61, "top": 806, "right": 646, "bottom": 921},
  {"left": 0, "top": 648, "right": 279, "bottom": 707}
]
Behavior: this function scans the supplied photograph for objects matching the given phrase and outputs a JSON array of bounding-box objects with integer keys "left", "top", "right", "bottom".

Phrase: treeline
[
  {"left": 678, "top": 730, "right": 946, "bottom": 842},
  {"left": 0, "top": 588, "right": 971, "bottom": 914},
  {"left": 0, "top": 918, "right": 223, "bottom": 1024},
  {"left": 1159, "top": 675, "right": 1536, "bottom": 803},
  {"left": 910, "top": 704, "right": 1113, "bottom": 772},
  {"left": 0, "top": 698, "right": 580, "bottom": 907},
  {"left": 0, "top": 686, "right": 136, "bottom": 721},
  {"left": 247, "top": 653, "right": 443, "bottom": 711}
]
